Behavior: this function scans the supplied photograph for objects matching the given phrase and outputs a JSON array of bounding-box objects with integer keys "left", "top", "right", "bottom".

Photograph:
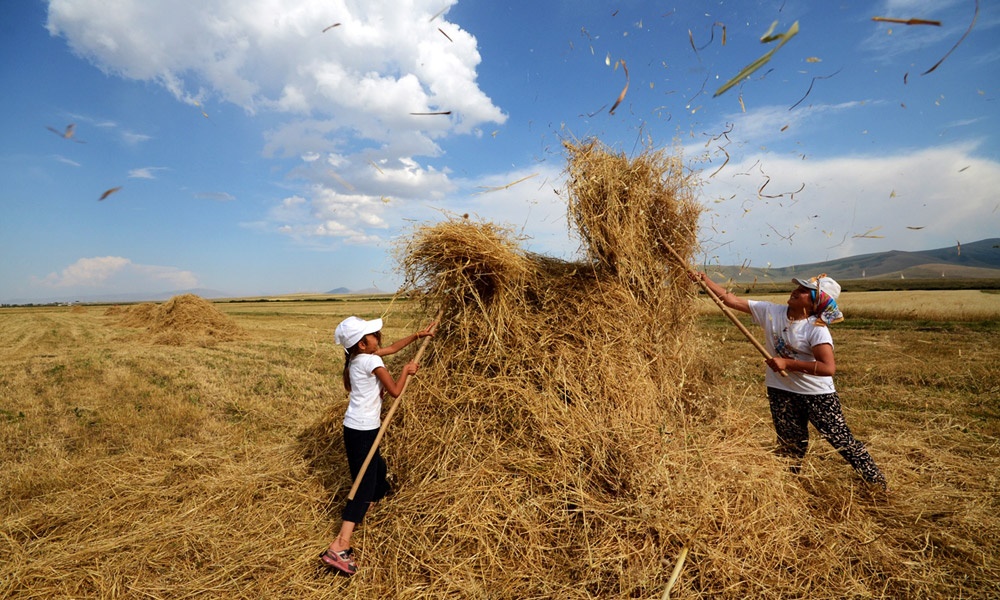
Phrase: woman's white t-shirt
[
  {"left": 343, "top": 353, "right": 385, "bottom": 430},
  {"left": 748, "top": 300, "right": 836, "bottom": 395}
]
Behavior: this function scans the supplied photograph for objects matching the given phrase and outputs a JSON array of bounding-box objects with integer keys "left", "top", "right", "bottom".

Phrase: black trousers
[
  {"left": 341, "top": 426, "right": 392, "bottom": 524},
  {"left": 766, "top": 387, "right": 887, "bottom": 488}
]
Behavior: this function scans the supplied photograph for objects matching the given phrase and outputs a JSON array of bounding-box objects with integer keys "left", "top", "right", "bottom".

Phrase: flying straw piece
[
  {"left": 922, "top": 0, "right": 978, "bottom": 75},
  {"left": 852, "top": 227, "right": 884, "bottom": 239},
  {"left": 329, "top": 171, "right": 355, "bottom": 192},
  {"left": 368, "top": 160, "right": 384, "bottom": 175},
  {"left": 709, "top": 147, "right": 729, "bottom": 178},
  {"left": 609, "top": 60, "right": 630, "bottom": 115},
  {"left": 99, "top": 186, "right": 122, "bottom": 201},
  {"left": 322, "top": 23, "right": 341, "bottom": 32},
  {"left": 438, "top": 28, "right": 453, "bottom": 42},
  {"left": 714, "top": 21, "right": 799, "bottom": 97},
  {"left": 691, "top": 22, "right": 727, "bottom": 51},
  {"left": 871, "top": 16, "right": 942, "bottom": 26},
  {"left": 410, "top": 111, "right": 452, "bottom": 115},
  {"left": 47, "top": 123, "right": 86, "bottom": 143},
  {"left": 428, "top": 5, "right": 448, "bottom": 22},
  {"left": 906, "top": 226, "right": 925, "bottom": 230},
  {"left": 789, "top": 68, "right": 842, "bottom": 110},
  {"left": 474, "top": 173, "right": 538, "bottom": 194}
]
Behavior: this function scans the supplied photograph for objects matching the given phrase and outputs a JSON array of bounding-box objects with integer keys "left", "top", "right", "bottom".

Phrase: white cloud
[
  {"left": 194, "top": 191, "right": 237, "bottom": 202},
  {"left": 47, "top": 0, "right": 507, "bottom": 244},
  {"left": 128, "top": 166, "right": 168, "bottom": 179},
  {"left": 53, "top": 154, "right": 81, "bottom": 167},
  {"left": 121, "top": 131, "right": 153, "bottom": 145},
  {"left": 697, "top": 142, "right": 1000, "bottom": 268},
  {"left": 35, "top": 256, "right": 198, "bottom": 290}
]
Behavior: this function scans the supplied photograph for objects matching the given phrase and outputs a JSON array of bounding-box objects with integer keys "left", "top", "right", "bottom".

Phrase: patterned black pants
[{"left": 766, "top": 387, "right": 887, "bottom": 488}]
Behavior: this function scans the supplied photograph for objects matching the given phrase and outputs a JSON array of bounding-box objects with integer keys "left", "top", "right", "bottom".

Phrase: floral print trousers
[{"left": 766, "top": 387, "right": 887, "bottom": 489}]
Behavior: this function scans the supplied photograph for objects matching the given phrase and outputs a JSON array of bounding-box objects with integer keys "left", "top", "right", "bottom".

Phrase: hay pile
[
  {"left": 319, "top": 139, "right": 728, "bottom": 596},
  {"left": 112, "top": 294, "right": 244, "bottom": 346}
]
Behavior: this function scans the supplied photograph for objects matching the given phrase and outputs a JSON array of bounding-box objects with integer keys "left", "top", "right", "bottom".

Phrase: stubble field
[{"left": 2, "top": 290, "right": 998, "bottom": 599}]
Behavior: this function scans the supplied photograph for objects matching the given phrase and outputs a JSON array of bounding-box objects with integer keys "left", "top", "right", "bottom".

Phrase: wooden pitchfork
[
  {"left": 662, "top": 242, "right": 788, "bottom": 377},
  {"left": 346, "top": 310, "right": 443, "bottom": 501}
]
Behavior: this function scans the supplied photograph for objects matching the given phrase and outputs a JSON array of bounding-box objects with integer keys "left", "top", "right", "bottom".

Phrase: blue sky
[{"left": 2, "top": 0, "right": 998, "bottom": 303}]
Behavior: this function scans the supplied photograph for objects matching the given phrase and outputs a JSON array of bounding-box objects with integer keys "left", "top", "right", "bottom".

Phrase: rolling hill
[{"left": 706, "top": 238, "right": 1000, "bottom": 285}]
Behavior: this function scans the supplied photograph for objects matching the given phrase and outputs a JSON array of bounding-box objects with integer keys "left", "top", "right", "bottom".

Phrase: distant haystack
[
  {"left": 113, "top": 294, "right": 244, "bottom": 346},
  {"left": 102, "top": 305, "right": 126, "bottom": 316}
]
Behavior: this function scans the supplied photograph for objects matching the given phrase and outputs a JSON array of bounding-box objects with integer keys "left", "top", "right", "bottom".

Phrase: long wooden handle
[
  {"left": 346, "top": 311, "right": 443, "bottom": 501},
  {"left": 662, "top": 242, "right": 788, "bottom": 377}
]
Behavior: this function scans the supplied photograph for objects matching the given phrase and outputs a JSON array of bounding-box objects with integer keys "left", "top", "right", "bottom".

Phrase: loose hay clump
[
  {"left": 114, "top": 294, "right": 245, "bottom": 346},
  {"left": 565, "top": 138, "right": 702, "bottom": 296}
]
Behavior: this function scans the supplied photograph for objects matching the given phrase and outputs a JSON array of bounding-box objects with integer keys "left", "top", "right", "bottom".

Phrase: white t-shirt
[
  {"left": 747, "top": 300, "right": 836, "bottom": 395},
  {"left": 343, "top": 353, "right": 385, "bottom": 430}
]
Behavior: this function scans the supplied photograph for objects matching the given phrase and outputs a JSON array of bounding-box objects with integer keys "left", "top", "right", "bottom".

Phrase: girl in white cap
[
  {"left": 692, "top": 272, "right": 887, "bottom": 490},
  {"left": 319, "top": 315, "right": 436, "bottom": 575}
]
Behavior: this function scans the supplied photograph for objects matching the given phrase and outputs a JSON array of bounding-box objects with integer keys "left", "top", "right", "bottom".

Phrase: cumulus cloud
[
  {"left": 36, "top": 256, "right": 198, "bottom": 290},
  {"left": 47, "top": 0, "right": 507, "bottom": 245}
]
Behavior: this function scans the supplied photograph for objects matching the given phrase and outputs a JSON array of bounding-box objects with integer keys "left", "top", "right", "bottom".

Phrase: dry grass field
[{"left": 1, "top": 289, "right": 998, "bottom": 599}]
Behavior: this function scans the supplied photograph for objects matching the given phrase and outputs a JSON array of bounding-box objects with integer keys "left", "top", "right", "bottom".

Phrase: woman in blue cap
[{"left": 692, "top": 272, "right": 887, "bottom": 490}]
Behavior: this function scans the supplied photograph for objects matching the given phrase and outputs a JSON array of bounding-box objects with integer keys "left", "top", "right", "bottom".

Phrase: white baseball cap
[{"left": 334, "top": 316, "right": 383, "bottom": 348}]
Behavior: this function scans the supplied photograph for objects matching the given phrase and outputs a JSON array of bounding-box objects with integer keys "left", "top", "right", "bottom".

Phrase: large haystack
[
  {"left": 113, "top": 294, "right": 244, "bottom": 346},
  {"left": 312, "top": 139, "right": 726, "bottom": 597}
]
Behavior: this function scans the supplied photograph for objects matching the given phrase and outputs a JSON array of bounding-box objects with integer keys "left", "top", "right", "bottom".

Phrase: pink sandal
[{"left": 319, "top": 547, "right": 357, "bottom": 575}]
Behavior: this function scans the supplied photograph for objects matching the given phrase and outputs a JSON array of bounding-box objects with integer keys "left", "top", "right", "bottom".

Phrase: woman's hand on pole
[{"left": 765, "top": 356, "right": 789, "bottom": 374}]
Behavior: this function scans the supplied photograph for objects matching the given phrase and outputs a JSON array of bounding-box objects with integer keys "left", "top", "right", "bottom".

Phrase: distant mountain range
[
  {"left": 708, "top": 238, "right": 1000, "bottom": 283},
  {"left": 325, "top": 287, "right": 383, "bottom": 295}
]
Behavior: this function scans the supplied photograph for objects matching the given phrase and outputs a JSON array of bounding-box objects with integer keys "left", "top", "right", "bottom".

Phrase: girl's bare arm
[
  {"left": 376, "top": 322, "right": 437, "bottom": 357},
  {"left": 372, "top": 362, "right": 418, "bottom": 398}
]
